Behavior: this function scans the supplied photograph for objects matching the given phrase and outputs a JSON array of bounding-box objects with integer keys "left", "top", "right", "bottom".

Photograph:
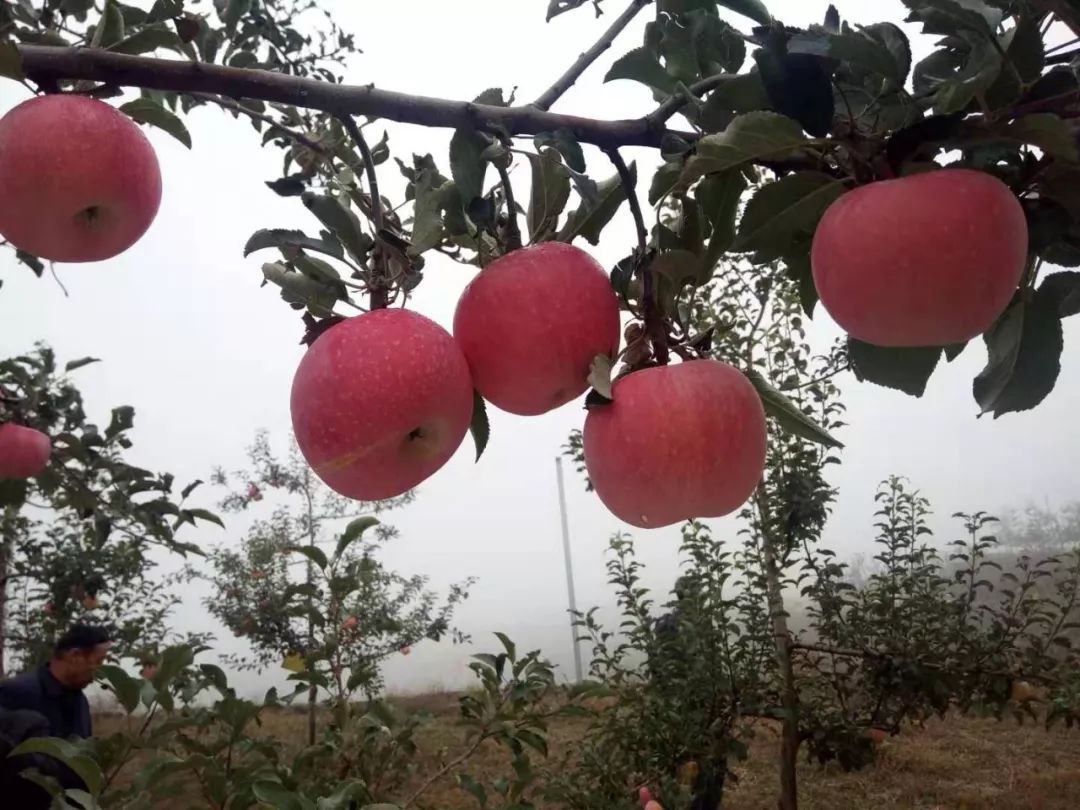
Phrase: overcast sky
[{"left": 2, "top": 1, "right": 1078, "bottom": 696}]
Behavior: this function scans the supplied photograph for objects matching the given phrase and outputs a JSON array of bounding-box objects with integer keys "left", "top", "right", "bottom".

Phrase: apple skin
[
  {"left": 453, "top": 242, "right": 621, "bottom": 416},
  {"left": 583, "top": 360, "right": 767, "bottom": 530},
  {"left": 291, "top": 308, "right": 474, "bottom": 501},
  {"left": 0, "top": 94, "right": 162, "bottom": 263},
  {"left": 0, "top": 423, "right": 52, "bottom": 479},
  {"left": 811, "top": 168, "right": 1028, "bottom": 347}
]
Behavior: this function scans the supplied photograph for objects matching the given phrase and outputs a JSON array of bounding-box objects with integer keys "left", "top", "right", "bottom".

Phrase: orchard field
[{"left": 5, "top": 0, "right": 1080, "bottom": 809}]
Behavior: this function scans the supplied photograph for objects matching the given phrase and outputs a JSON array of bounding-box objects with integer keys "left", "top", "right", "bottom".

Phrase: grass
[{"left": 96, "top": 693, "right": 1080, "bottom": 809}]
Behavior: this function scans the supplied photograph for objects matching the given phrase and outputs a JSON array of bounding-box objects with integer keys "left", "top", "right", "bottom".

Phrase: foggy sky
[{"left": 2, "top": 0, "right": 1078, "bottom": 696}]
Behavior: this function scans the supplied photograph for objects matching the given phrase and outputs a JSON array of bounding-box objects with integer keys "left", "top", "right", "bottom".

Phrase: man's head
[{"left": 50, "top": 625, "right": 112, "bottom": 690}]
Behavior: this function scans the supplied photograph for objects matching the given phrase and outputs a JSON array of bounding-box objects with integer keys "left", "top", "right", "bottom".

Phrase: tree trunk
[{"left": 757, "top": 490, "right": 799, "bottom": 810}]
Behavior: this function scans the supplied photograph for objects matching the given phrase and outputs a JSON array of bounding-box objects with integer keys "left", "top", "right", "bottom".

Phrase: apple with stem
[
  {"left": 0, "top": 423, "right": 51, "bottom": 479},
  {"left": 0, "top": 95, "right": 162, "bottom": 263},
  {"left": 291, "top": 308, "right": 474, "bottom": 500},
  {"left": 454, "top": 242, "right": 621, "bottom": 415},
  {"left": 584, "top": 360, "right": 767, "bottom": 529},
  {"left": 811, "top": 168, "right": 1028, "bottom": 347}
]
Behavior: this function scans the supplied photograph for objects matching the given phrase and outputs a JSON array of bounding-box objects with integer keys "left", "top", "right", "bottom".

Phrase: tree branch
[
  {"left": 647, "top": 72, "right": 734, "bottom": 126},
  {"left": 1034, "top": 0, "right": 1080, "bottom": 38},
  {"left": 532, "top": 0, "right": 652, "bottom": 111},
  {"left": 15, "top": 45, "right": 692, "bottom": 149},
  {"left": 339, "top": 113, "right": 387, "bottom": 309}
]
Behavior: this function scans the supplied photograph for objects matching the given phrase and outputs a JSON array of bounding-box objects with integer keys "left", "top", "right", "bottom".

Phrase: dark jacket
[
  {"left": 0, "top": 665, "right": 92, "bottom": 740},
  {"left": 0, "top": 666, "right": 91, "bottom": 808}
]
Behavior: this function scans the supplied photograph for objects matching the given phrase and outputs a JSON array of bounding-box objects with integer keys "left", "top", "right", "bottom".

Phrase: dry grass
[{"left": 96, "top": 696, "right": 1080, "bottom": 809}]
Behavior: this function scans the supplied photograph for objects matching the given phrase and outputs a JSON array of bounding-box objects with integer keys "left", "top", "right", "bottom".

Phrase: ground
[{"left": 96, "top": 692, "right": 1080, "bottom": 809}]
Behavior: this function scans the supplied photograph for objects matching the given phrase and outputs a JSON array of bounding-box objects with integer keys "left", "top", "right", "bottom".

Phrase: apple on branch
[
  {"left": 454, "top": 242, "right": 621, "bottom": 416},
  {"left": 0, "top": 423, "right": 52, "bottom": 479},
  {"left": 583, "top": 360, "right": 767, "bottom": 529},
  {"left": 291, "top": 308, "right": 474, "bottom": 500},
  {"left": 0, "top": 94, "right": 162, "bottom": 263},
  {"left": 811, "top": 169, "right": 1028, "bottom": 347}
]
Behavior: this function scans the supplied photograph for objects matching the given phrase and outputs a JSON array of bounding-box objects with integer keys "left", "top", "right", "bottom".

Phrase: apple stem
[
  {"left": 605, "top": 146, "right": 670, "bottom": 366},
  {"left": 339, "top": 113, "right": 389, "bottom": 309}
]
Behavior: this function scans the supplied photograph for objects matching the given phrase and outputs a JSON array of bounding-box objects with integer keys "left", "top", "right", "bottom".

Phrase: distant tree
[
  {"left": 0, "top": 345, "right": 219, "bottom": 673},
  {"left": 203, "top": 430, "right": 474, "bottom": 743}
]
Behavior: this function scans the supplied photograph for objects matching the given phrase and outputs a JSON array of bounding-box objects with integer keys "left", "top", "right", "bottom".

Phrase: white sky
[{"left": 2, "top": 0, "right": 1078, "bottom": 696}]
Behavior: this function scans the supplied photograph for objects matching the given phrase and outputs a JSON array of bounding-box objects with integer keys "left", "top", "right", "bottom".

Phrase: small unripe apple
[
  {"left": 638, "top": 786, "right": 652, "bottom": 806},
  {"left": 291, "top": 309, "right": 474, "bottom": 500},
  {"left": 81, "top": 595, "right": 100, "bottom": 611},
  {"left": 811, "top": 168, "right": 1027, "bottom": 347},
  {"left": 0, "top": 95, "right": 162, "bottom": 262},
  {"left": 583, "top": 360, "right": 766, "bottom": 529},
  {"left": 453, "top": 242, "right": 621, "bottom": 415},
  {"left": 0, "top": 423, "right": 51, "bottom": 479},
  {"left": 400, "top": 645, "right": 411, "bottom": 656},
  {"left": 342, "top": 616, "right": 359, "bottom": 632},
  {"left": 140, "top": 664, "right": 158, "bottom": 680},
  {"left": 247, "top": 483, "right": 263, "bottom": 502}
]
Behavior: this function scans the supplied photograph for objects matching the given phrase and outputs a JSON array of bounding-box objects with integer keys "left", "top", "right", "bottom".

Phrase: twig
[
  {"left": 15, "top": 45, "right": 692, "bottom": 149},
  {"left": 532, "top": 0, "right": 652, "bottom": 111},
  {"left": 605, "top": 146, "right": 668, "bottom": 364},
  {"left": 188, "top": 91, "right": 329, "bottom": 155},
  {"left": 495, "top": 162, "right": 523, "bottom": 251},
  {"left": 338, "top": 113, "right": 388, "bottom": 309},
  {"left": 647, "top": 73, "right": 734, "bottom": 126},
  {"left": 402, "top": 734, "right": 487, "bottom": 808}
]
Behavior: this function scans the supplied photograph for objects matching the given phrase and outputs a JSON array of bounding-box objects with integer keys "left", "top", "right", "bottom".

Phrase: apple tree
[
  {"left": 0, "top": 344, "right": 219, "bottom": 674},
  {"left": 203, "top": 430, "right": 474, "bottom": 744}
]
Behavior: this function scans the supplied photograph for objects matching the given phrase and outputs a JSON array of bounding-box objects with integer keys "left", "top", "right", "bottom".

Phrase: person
[{"left": 0, "top": 624, "right": 113, "bottom": 807}]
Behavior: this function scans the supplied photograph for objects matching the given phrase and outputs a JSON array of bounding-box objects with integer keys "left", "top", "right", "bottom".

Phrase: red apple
[
  {"left": 638, "top": 786, "right": 653, "bottom": 806},
  {"left": 0, "top": 94, "right": 162, "bottom": 263},
  {"left": 291, "top": 308, "right": 474, "bottom": 500},
  {"left": 453, "top": 242, "right": 621, "bottom": 415},
  {"left": 583, "top": 360, "right": 766, "bottom": 529},
  {"left": 644, "top": 802, "right": 664, "bottom": 810},
  {"left": 0, "top": 423, "right": 51, "bottom": 479},
  {"left": 811, "top": 168, "right": 1027, "bottom": 347}
]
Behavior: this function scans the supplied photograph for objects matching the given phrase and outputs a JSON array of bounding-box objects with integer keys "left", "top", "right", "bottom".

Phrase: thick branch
[
  {"left": 15, "top": 45, "right": 692, "bottom": 149},
  {"left": 533, "top": 0, "right": 652, "bottom": 111}
]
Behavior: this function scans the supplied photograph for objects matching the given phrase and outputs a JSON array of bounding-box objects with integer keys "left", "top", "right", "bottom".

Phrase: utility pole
[{"left": 555, "top": 457, "right": 584, "bottom": 683}]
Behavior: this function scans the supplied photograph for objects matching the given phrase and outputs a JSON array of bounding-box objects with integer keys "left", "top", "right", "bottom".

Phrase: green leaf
[
  {"left": 534, "top": 130, "right": 586, "bottom": 173},
  {"left": 930, "top": 37, "right": 1003, "bottom": 115},
  {"left": 243, "top": 229, "right": 344, "bottom": 260},
  {"left": 715, "top": 0, "right": 771, "bottom": 24},
  {"left": 301, "top": 193, "right": 370, "bottom": 265},
  {"left": 92, "top": 1, "right": 125, "bottom": 48},
  {"left": 1038, "top": 272, "right": 1080, "bottom": 318},
  {"left": 105, "top": 405, "right": 135, "bottom": 438},
  {"left": 684, "top": 112, "right": 808, "bottom": 181},
  {"left": 109, "top": 24, "right": 180, "bottom": 55},
  {"left": 65, "top": 357, "right": 101, "bottom": 372},
  {"left": 0, "top": 479, "right": 28, "bottom": 508},
  {"left": 262, "top": 262, "right": 340, "bottom": 317},
  {"left": 336, "top": 516, "right": 380, "bottom": 558},
  {"left": 649, "top": 162, "right": 683, "bottom": 205},
  {"left": 696, "top": 170, "right": 748, "bottom": 277},
  {"left": 409, "top": 171, "right": 450, "bottom": 255},
  {"left": 733, "top": 171, "right": 846, "bottom": 258},
  {"left": 999, "top": 114, "right": 1080, "bottom": 162},
  {"left": 1002, "top": 16, "right": 1045, "bottom": 84},
  {"left": 186, "top": 508, "right": 224, "bottom": 528},
  {"left": 848, "top": 339, "right": 942, "bottom": 397},
  {"left": 860, "top": 23, "right": 913, "bottom": 86},
  {"left": 119, "top": 98, "right": 191, "bottom": 148},
  {"left": 782, "top": 243, "right": 818, "bottom": 316},
  {"left": 904, "top": 0, "right": 998, "bottom": 37},
  {"left": 604, "top": 47, "right": 677, "bottom": 94},
  {"left": 558, "top": 164, "right": 634, "bottom": 245},
  {"left": 973, "top": 297, "right": 1063, "bottom": 417},
  {"left": 754, "top": 49, "right": 834, "bottom": 137},
  {"left": 224, "top": 0, "right": 252, "bottom": 34},
  {"left": 457, "top": 774, "right": 488, "bottom": 807},
  {"left": 525, "top": 149, "right": 571, "bottom": 243},
  {"left": 10, "top": 738, "right": 103, "bottom": 795},
  {"left": 449, "top": 128, "right": 488, "bottom": 203},
  {"left": 152, "top": 644, "right": 195, "bottom": 692},
  {"left": 746, "top": 369, "right": 843, "bottom": 448},
  {"left": 287, "top": 544, "right": 329, "bottom": 571},
  {"left": 788, "top": 30, "right": 902, "bottom": 86},
  {"left": 97, "top": 664, "right": 142, "bottom": 713},
  {"left": 470, "top": 391, "right": 490, "bottom": 462},
  {"left": 0, "top": 42, "right": 25, "bottom": 81}
]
